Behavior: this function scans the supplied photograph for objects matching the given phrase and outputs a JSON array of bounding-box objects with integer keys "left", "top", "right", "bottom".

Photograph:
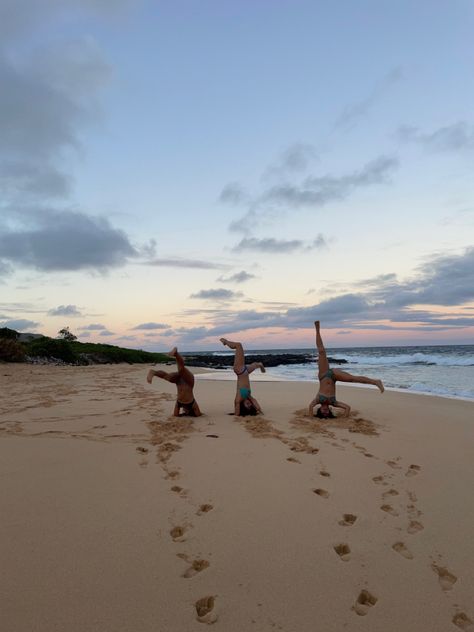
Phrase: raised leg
[
  {"left": 333, "top": 369, "right": 384, "bottom": 393},
  {"left": 169, "top": 347, "right": 194, "bottom": 386},
  {"left": 220, "top": 338, "right": 245, "bottom": 371},
  {"left": 315, "top": 321, "right": 329, "bottom": 376},
  {"left": 247, "top": 362, "right": 265, "bottom": 374}
]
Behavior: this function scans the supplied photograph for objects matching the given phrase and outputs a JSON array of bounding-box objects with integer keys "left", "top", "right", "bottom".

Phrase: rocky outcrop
[{"left": 182, "top": 353, "right": 348, "bottom": 369}]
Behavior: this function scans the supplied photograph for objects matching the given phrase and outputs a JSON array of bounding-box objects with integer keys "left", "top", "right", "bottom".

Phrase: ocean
[{"left": 209, "top": 344, "right": 474, "bottom": 401}]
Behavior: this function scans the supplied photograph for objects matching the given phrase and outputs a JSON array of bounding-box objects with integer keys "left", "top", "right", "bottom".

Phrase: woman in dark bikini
[
  {"left": 147, "top": 347, "right": 202, "bottom": 417},
  {"left": 219, "top": 338, "right": 265, "bottom": 416},
  {"left": 309, "top": 321, "right": 384, "bottom": 418}
]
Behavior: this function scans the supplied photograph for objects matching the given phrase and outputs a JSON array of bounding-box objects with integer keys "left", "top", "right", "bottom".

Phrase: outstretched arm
[
  {"left": 308, "top": 395, "right": 319, "bottom": 416},
  {"left": 249, "top": 395, "right": 263, "bottom": 414},
  {"left": 234, "top": 396, "right": 241, "bottom": 416},
  {"left": 334, "top": 400, "right": 351, "bottom": 417},
  {"left": 147, "top": 369, "right": 170, "bottom": 383},
  {"left": 192, "top": 401, "right": 202, "bottom": 417}
]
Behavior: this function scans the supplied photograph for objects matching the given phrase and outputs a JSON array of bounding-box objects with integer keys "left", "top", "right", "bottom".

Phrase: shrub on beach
[
  {"left": 24, "top": 336, "right": 78, "bottom": 363},
  {"left": 0, "top": 338, "right": 26, "bottom": 362}
]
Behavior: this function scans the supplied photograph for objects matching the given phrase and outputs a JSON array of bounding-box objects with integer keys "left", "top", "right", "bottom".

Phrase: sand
[{"left": 1, "top": 363, "right": 474, "bottom": 631}]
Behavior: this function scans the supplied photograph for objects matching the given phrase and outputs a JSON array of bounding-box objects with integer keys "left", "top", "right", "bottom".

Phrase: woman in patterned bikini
[
  {"left": 309, "top": 321, "right": 384, "bottom": 419},
  {"left": 219, "top": 338, "right": 265, "bottom": 416},
  {"left": 147, "top": 347, "right": 202, "bottom": 417}
]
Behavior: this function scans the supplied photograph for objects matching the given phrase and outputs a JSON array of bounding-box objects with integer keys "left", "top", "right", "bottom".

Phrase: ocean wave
[{"left": 338, "top": 352, "right": 474, "bottom": 367}]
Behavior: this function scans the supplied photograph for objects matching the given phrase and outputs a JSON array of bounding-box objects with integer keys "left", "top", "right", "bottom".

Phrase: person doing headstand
[
  {"left": 219, "top": 338, "right": 265, "bottom": 416},
  {"left": 309, "top": 321, "right": 384, "bottom": 419},
  {"left": 147, "top": 347, "right": 202, "bottom": 417}
]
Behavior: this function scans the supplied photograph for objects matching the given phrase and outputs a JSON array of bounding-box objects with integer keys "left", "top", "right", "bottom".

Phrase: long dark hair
[
  {"left": 239, "top": 401, "right": 258, "bottom": 416},
  {"left": 315, "top": 408, "right": 335, "bottom": 419}
]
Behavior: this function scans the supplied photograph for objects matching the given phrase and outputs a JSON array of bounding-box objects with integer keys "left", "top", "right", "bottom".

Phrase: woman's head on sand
[
  {"left": 239, "top": 400, "right": 258, "bottom": 416},
  {"left": 316, "top": 404, "right": 335, "bottom": 419}
]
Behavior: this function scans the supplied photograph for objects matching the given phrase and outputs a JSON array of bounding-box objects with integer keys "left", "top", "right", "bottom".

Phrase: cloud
[
  {"left": 397, "top": 121, "right": 474, "bottom": 152},
  {"left": 217, "top": 271, "right": 256, "bottom": 284},
  {"left": 145, "top": 257, "right": 229, "bottom": 270},
  {"left": 0, "top": 318, "right": 40, "bottom": 331},
  {"left": 335, "top": 67, "right": 403, "bottom": 131},
  {"left": 0, "top": 4, "right": 144, "bottom": 275},
  {"left": 99, "top": 330, "right": 114, "bottom": 336},
  {"left": 190, "top": 289, "right": 243, "bottom": 301},
  {"left": 169, "top": 247, "right": 474, "bottom": 344},
  {"left": 0, "top": 260, "right": 12, "bottom": 279},
  {"left": 0, "top": 209, "right": 138, "bottom": 271},
  {"left": 132, "top": 322, "right": 170, "bottom": 330},
  {"left": 232, "top": 234, "right": 327, "bottom": 254},
  {"left": 263, "top": 143, "right": 318, "bottom": 180},
  {"left": 263, "top": 156, "right": 398, "bottom": 209},
  {"left": 48, "top": 304, "right": 83, "bottom": 317},
  {"left": 219, "top": 182, "right": 249, "bottom": 205},
  {"left": 0, "top": 0, "right": 134, "bottom": 43},
  {"left": 78, "top": 323, "right": 107, "bottom": 330},
  {"left": 227, "top": 154, "right": 398, "bottom": 233}
]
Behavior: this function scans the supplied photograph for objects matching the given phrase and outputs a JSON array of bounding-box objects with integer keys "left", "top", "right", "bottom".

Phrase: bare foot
[
  {"left": 259, "top": 363, "right": 266, "bottom": 373},
  {"left": 146, "top": 369, "right": 155, "bottom": 384},
  {"left": 375, "top": 379, "right": 384, "bottom": 394},
  {"left": 220, "top": 338, "right": 229, "bottom": 347},
  {"left": 314, "top": 320, "right": 320, "bottom": 330},
  {"left": 168, "top": 347, "right": 178, "bottom": 357}
]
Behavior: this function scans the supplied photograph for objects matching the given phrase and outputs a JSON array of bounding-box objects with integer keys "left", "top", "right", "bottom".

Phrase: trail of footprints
[{"left": 144, "top": 409, "right": 472, "bottom": 627}]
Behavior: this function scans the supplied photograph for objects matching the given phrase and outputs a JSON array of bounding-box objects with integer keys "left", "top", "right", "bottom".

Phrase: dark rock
[{"left": 181, "top": 353, "right": 348, "bottom": 369}]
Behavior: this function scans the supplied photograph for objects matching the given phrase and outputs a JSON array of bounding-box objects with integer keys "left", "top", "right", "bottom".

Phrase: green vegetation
[
  {"left": 0, "top": 327, "right": 20, "bottom": 340},
  {"left": 0, "top": 329, "right": 168, "bottom": 365},
  {"left": 0, "top": 338, "right": 26, "bottom": 362}
]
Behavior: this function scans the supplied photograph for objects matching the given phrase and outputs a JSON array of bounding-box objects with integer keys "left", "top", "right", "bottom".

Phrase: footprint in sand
[
  {"left": 171, "top": 485, "right": 184, "bottom": 494},
  {"left": 170, "top": 526, "right": 187, "bottom": 541},
  {"left": 287, "top": 457, "right": 301, "bottom": 464},
  {"left": 372, "top": 475, "right": 388, "bottom": 485},
  {"left": 407, "top": 520, "right": 424, "bottom": 534},
  {"left": 353, "top": 590, "right": 378, "bottom": 616},
  {"left": 392, "top": 542, "right": 414, "bottom": 559},
  {"left": 334, "top": 544, "right": 351, "bottom": 561},
  {"left": 432, "top": 563, "right": 457, "bottom": 591},
  {"left": 386, "top": 459, "right": 402, "bottom": 469},
  {"left": 383, "top": 488, "right": 399, "bottom": 499},
  {"left": 320, "top": 470, "right": 331, "bottom": 477},
  {"left": 313, "top": 488, "right": 329, "bottom": 499},
  {"left": 380, "top": 504, "right": 399, "bottom": 516},
  {"left": 136, "top": 446, "right": 149, "bottom": 454},
  {"left": 183, "top": 559, "right": 210, "bottom": 578},
  {"left": 195, "top": 596, "right": 217, "bottom": 624},
  {"left": 453, "top": 613, "right": 474, "bottom": 630},
  {"left": 339, "top": 514, "right": 357, "bottom": 526},
  {"left": 197, "top": 504, "right": 213, "bottom": 515},
  {"left": 405, "top": 464, "right": 421, "bottom": 477}
]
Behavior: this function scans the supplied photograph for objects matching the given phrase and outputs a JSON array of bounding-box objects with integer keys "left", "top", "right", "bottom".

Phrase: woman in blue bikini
[
  {"left": 309, "top": 321, "right": 384, "bottom": 419},
  {"left": 220, "top": 338, "right": 265, "bottom": 416}
]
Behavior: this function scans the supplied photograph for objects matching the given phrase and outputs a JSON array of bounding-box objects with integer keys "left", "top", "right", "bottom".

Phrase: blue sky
[{"left": 1, "top": 0, "right": 473, "bottom": 349}]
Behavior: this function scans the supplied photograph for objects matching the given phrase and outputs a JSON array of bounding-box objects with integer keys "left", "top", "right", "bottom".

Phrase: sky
[{"left": 1, "top": 0, "right": 474, "bottom": 350}]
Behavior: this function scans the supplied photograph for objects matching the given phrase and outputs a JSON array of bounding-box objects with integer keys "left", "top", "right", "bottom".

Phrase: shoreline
[{"left": 194, "top": 368, "right": 474, "bottom": 403}]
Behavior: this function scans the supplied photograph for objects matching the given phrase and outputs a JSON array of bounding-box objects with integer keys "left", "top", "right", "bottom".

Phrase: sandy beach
[{"left": 1, "top": 363, "right": 474, "bottom": 632}]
